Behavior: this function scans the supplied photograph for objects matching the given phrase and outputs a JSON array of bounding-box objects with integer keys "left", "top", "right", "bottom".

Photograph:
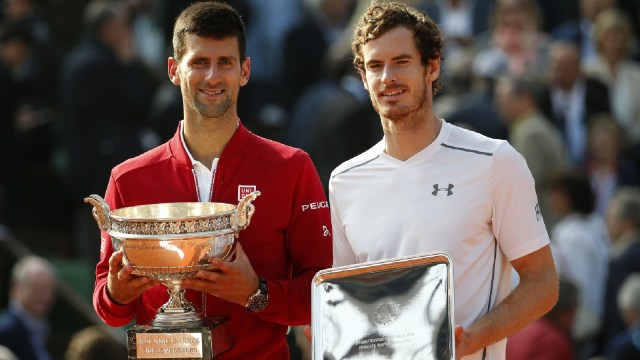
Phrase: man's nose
[
  {"left": 381, "top": 64, "right": 397, "bottom": 85},
  {"left": 205, "top": 64, "right": 221, "bottom": 82}
]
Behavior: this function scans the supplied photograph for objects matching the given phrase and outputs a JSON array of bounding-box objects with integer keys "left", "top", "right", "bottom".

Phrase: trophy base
[{"left": 127, "top": 318, "right": 231, "bottom": 360}]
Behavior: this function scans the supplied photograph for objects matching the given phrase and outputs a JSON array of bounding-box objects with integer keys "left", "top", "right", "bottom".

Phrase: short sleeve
[
  {"left": 329, "top": 178, "right": 357, "bottom": 267},
  {"left": 490, "top": 142, "right": 550, "bottom": 261}
]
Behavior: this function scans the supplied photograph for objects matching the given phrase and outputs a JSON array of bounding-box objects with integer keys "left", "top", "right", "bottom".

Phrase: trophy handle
[
  {"left": 83, "top": 194, "right": 112, "bottom": 233},
  {"left": 231, "top": 191, "right": 261, "bottom": 234}
]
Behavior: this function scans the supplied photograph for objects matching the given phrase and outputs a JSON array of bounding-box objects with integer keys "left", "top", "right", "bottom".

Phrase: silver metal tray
[{"left": 312, "top": 252, "right": 455, "bottom": 360}]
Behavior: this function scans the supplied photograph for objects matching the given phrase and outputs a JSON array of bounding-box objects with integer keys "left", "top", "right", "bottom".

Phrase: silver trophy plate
[{"left": 312, "top": 253, "right": 455, "bottom": 360}]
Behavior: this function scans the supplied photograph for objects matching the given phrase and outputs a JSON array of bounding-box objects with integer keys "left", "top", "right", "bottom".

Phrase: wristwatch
[{"left": 245, "top": 278, "right": 268, "bottom": 312}]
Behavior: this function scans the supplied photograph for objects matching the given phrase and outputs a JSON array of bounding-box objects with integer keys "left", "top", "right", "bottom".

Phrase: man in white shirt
[{"left": 329, "top": 2, "right": 559, "bottom": 359}]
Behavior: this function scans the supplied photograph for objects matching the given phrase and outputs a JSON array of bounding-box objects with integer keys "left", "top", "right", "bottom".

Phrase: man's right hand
[{"left": 107, "top": 251, "right": 159, "bottom": 305}]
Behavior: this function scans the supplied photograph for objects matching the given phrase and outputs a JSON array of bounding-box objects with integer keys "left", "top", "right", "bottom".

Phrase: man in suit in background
[
  {"left": 538, "top": 40, "right": 610, "bottom": 167},
  {"left": 0, "top": 256, "right": 57, "bottom": 360}
]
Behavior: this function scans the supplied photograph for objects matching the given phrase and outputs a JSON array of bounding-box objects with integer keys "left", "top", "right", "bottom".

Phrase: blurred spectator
[
  {"left": 147, "top": 78, "right": 183, "bottom": 142},
  {"left": 601, "top": 187, "right": 640, "bottom": 354},
  {"left": 443, "top": 49, "right": 507, "bottom": 140},
  {"left": 545, "top": 170, "right": 610, "bottom": 352},
  {"left": 238, "top": 0, "right": 302, "bottom": 137},
  {"left": 551, "top": 0, "right": 616, "bottom": 67},
  {"left": 0, "top": 4, "right": 59, "bottom": 228},
  {"left": 0, "top": 21, "right": 57, "bottom": 176},
  {"left": 472, "top": 0, "right": 549, "bottom": 80},
  {"left": 494, "top": 74, "right": 565, "bottom": 217},
  {"left": 127, "top": 0, "right": 164, "bottom": 76},
  {"left": 585, "top": 8, "right": 640, "bottom": 146},
  {"left": 0, "top": 256, "right": 57, "bottom": 360},
  {"left": 506, "top": 278, "right": 579, "bottom": 360},
  {"left": 0, "top": 16, "right": 55, "bottom": 110},
  {"left": 285, "top": 49, "right": 380, "bottom": 192},
  {"left": 1, "top": 0, "right": 51, "bottom": 49},
  {"left": 244, "top": 0, "right": 302, "bottom": 83},
  {"left": 536, "top": 0, "right": 579, "bottom": 33},
  {"left": 434, "top": 47, "right": 475, "bottom": 119},
  {"left": 538, "top": 40, "right": 611, "bottom": 167},
  {"left": 586, "top": 115, "right": 640, "bottom": 216},
  {"left": 617, "top": 0, "right": 640, "bottom": 43},
  {"left": 420, "top": 0, "right": 493, "bottom": 61},
  {"left": 64, "top": 326, "right": 126, "bottom": 360},
  {"left": 606, "top": 273, "right": 640, "bottom": 359},
  {"left": 0, "top": 345, "right": 17, "bottom": 360},
  {"left": 282, "top": 0, "right": 354, "bottom": 114},
  {"left": 59, "top": 0, "right": 158, "bottom": 262}
]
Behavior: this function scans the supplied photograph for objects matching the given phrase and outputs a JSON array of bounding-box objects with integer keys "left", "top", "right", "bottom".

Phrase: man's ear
[
  {"left": 360, "top": 70, "right": 369, "bottom": 92},
  {"left": 240, "top": 57, "right": 251, "bottom": 87},
  {"left": 168, "top": 57, "right": 180, "bottom": 85},
  {"left": 426, "top": 58, "right": 441, "bottom": 83}
]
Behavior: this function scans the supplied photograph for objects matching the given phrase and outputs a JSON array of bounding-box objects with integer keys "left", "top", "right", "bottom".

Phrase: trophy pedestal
[{"left": 126, "top": 318, "right": 231, "bottom": 360}]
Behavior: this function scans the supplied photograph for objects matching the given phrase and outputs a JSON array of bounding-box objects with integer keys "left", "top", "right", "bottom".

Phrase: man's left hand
[{"left": 182, "top": 242, "right": 259, "bottom": 306}]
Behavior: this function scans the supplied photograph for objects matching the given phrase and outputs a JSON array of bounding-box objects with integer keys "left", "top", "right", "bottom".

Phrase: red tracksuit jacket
[{"left": 93, "top": 121, "right": 332, "bottom": 359}]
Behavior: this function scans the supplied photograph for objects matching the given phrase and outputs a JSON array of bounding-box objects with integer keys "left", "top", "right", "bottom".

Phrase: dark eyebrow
[
  {"left": 392, "top": 54, "right": 414, "bottom": 61},
  {"left": 366, "top": 53, "right": 415, "bottom": 66},
  {"left": 189, "top": 54, "right": 238, "bottom": 63},
  {"left": 218, "top": 55, "right": 237, "bottom": 62},
  {"left": 189, "top": 55, "right": 209, "bottom": 62}
]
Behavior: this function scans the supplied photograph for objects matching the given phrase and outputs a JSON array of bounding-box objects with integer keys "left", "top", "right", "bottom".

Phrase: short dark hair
[
  {"left": 490, "top": 0, "right": 542, "bottom": 32},
  {"left": 499, "top": 74, "right": 544, "bottom": 101},
  {"left": 351, "top": 1, "right": 444, "bottom": 94},
  {"left": 172, "top": 1, "right": 247, "bottom": 61},
  {"left": 83, "top": 0, "right": 128, "bottom": 37},
  {"left": 610, "top": 187, "right": 640, "bottom": 228},
  {"left": 547, "top": 171, "right": 595, "bottom": 215}
]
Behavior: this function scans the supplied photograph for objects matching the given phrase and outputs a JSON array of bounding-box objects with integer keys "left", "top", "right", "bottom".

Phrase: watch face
[
  {"left": 248, "top": 294, "right": 268, "bottom": 312},
  {"left": 247, "top": 280, "right": 268, "bottom": 312}
]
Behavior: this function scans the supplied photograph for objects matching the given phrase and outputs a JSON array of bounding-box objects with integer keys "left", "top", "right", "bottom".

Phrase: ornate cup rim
[{"left": 84, "top": 194, "right": 260, "bottom": 236}]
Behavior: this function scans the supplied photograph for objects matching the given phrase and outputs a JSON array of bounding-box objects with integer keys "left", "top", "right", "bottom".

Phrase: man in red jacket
[{"left": 92, "top": 2, "right": 332, "bottom": 359}]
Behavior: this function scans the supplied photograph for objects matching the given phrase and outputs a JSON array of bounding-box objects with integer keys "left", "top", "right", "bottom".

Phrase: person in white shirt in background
[{"left": 545, "top": 170, "right": 610, "bottom": 356}]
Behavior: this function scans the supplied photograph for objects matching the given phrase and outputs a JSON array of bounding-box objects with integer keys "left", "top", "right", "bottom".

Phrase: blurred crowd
[{"left": 0, "top": 0, "right": 640, "bottom": 359}]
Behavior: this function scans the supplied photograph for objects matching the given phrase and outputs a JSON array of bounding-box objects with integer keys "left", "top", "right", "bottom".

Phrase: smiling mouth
[
  {"left": 200, "top": 88, "right": 224, "bottom": 96},
  {"left": 379, "top": 89, "right": 405, "bottom": 97}
]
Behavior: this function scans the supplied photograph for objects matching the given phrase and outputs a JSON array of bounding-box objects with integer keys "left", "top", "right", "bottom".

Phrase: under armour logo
[
  {"left": 432, "top": 183, "right": 454, "bottom": 196},
  {"left": 535, "top": 204, "right": 542, "bottom": 221}
]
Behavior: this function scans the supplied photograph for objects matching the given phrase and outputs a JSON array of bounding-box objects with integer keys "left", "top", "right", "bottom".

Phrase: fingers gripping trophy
[{"left": 84, "top": 191, "right": 260, "bottom": 359}]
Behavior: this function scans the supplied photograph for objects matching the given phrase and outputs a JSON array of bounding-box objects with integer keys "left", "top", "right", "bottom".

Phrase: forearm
[
  {"left": 93, "top": 274, "right": 137, "bottom": 327},
  {"left": 460, "top": 264, "right": 558, "bottom": 356},
  {"left": 93, "top": 236, "right": 139, "bottom": 327}
]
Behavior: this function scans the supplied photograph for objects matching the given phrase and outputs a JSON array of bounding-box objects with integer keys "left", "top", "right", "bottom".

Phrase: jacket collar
[{"left": 168, "top": 119, "right": 252, "bottom": 169}]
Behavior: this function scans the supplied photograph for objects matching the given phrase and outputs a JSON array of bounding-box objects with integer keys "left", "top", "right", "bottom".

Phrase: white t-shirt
[{"left": 329, "top": 120, "right": 550, "bottom": 360}]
